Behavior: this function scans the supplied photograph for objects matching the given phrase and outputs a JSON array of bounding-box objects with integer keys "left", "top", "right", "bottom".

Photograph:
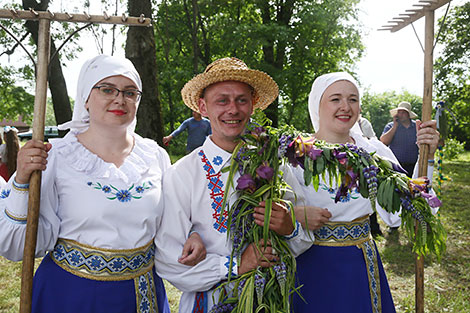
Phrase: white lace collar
[{"left": 49, "top": 132, "right": 159, "bottom": 183}]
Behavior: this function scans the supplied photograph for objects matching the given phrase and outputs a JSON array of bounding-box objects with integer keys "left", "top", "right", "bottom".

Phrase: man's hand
[
  {"left": 253, "top": 201, "right": 294, "bottom": 236},
  {"left": 162, "top": 135, "right": 173, "bottom": 146},
  {"left": 393, "top": 115, "right": 399, "bottom": 127},
  {"left": 178, "top": 232, "right": 206, "bottom": 266},
  {"left": 238, "top": 239, "right": 278, "bottom": 275},
  {"left": 294, "top": 206, "right": 332, "bottom": 230}
]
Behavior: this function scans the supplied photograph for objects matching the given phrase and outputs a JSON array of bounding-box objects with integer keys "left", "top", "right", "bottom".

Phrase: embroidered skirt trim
[
  {"left": 51, "top": 238, "right": 158, "bottom": 313},
  {"left": 314, "top": 216, "right": 381, "bottom": 313}
]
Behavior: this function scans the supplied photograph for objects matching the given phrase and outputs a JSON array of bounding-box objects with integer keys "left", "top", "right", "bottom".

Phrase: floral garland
[{"left": 211, "top": 111, "right": 446, "bottom": 313}]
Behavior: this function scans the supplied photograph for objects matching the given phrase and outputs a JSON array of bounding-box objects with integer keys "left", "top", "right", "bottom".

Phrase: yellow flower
[{"left": 293, "top": 135, "right": 317, "bottom": 157}]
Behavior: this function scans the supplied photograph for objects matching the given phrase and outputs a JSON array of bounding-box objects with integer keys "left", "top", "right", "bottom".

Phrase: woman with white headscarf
[
  {"left": 0, "top": 55, "right": 204, "bottom": 313},
  {"left": 290, "top": 72, "right": 439, "bottom": 313}
]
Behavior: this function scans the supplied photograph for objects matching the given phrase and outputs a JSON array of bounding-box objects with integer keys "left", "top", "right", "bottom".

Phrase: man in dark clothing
[
  {"left": 380, "top": 101, "right": 419, "bottom": 178},
  {"left": 380, "top": 101, "right": 419, "bottom": 234},
  {"left": 163, "top": 111, "right": 211, "bottom": 153}
]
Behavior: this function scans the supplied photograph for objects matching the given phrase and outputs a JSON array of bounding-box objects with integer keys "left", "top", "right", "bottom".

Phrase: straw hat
[
  {"left": 389, "top": 101, "right": 418, "bottom": 119},
  {"left": 181, "top": 57, "right": 279, "bottom": 113}
]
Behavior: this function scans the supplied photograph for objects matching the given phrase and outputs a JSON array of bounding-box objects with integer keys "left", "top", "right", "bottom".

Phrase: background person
[
  {"left": 0, "top": 55, "right": 204, "bottom": 313},
  {"left": 380, "top": 101, "right": 419, "bottom": 177},
  {"left": 0, "top": 126, "right": 20, "bottom": 181},
  {"left": 163, "top": 110, "right": 211, "bottom": 153}
]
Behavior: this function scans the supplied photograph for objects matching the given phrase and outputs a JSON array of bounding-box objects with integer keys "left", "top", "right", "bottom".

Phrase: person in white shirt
[
  {"left": 289, "top": 72, "right": 439, "bottom": 313},
  {"left": 0, "top": 54, "right": 204, "bottom": 313},
  {"left": 155, "top": 57, "right": 308, "bottom": 312}
]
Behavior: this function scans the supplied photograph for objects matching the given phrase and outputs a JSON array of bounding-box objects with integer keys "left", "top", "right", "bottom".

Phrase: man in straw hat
[
  {"left": 154, "top": 57, "right": 306, "bottom": 312},
  {"left": 380, "top": 101, "right": 420, "bottom": 177}
]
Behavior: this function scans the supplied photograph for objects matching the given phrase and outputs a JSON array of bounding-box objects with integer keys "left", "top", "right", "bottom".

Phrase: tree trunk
[
  {"left": 257, "top": 0, "right": 296, "bottom": 127},
  {"left": 126, "top": 0, "right": 164, "bottom": 144},
  {"left": 22, "top": 0, "right": 72, "bottom": 134},
  {"left": 258, "top": 1, "right": 277, "bottom": 126}
]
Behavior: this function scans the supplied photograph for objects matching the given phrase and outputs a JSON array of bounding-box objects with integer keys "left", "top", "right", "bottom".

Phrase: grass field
[{"left": 1, "top": 152, "right": 469, "bottom": 312}]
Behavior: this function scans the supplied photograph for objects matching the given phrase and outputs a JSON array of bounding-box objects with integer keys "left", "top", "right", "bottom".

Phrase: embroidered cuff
[
  {"left": 13, "top": 180, "right": 30, "bottom": 193},
  {"left": 284, "top": 220, "right": 300, "bottom": 240},
  {"left": 222, "top": 255, "right": 238, "bottom": 279},
  {"left": 4, "top": 209, "right": 27, "bottom": 224},
  {"left": 427, "top": 159, "right": 435, "bottom": 165}
]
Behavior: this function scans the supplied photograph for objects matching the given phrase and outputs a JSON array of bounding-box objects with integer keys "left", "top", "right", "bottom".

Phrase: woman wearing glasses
[{"left": 0, "top": 55, "right": 204, "bottom": 313}]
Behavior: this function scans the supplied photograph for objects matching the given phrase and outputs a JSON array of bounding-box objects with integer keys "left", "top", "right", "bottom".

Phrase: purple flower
[
  {"left": 421, "top": 192, "right": 442, "bottom": 208},
  {"left": 346, "top": 169, "right": 358, "bottom": 189},
  {"left": 256, "top": 161, "right": 274, "bottom": 181},
  {"left": 391, "top": 162, "right": 408, "bottom": 175},
  {"left": 334, "top": 183, "right": 349, "bottom": 203},
  {"left": 307, "top": 146, "right": 323, "bottom": 161},
  {"left": 286, "top": 142, "right": 301, "bottom": 168},
  {"left": 333, "top": 150, "right": 348, "bottom": 165},
  {"left": 251, "top": 127, "right": 267, "bottom": 141},
  {"left": 236, "top": 174, "right": 256, "bottom": 193}
]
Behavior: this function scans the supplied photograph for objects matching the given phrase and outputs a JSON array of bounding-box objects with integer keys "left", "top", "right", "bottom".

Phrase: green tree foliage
[
  {"left": 0, "top": 66, "right": 34, "bottom": 123},
  {"left": 153, "top": 0, "right": 364, "bottom": 151},
  {"left": 434, "top": 2, "right": 470, "bottom": 148},
  {"left": 0, "top": 0, "right": 120, "bottom": 129},
  {"left": 361, "top": 89, "right": 422, "bottom": 137}
]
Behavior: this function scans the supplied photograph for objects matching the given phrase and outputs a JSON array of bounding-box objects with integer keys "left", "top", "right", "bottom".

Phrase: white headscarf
[
  {"left": 308, "top": 72, "right": 362, "bottom": 135},
  {"left": 58, "top": 54, "right": 142, "bottom": 133}
]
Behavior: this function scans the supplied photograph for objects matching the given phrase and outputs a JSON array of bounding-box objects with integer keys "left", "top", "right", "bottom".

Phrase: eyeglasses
[{"left": 92, "top": 85, "right": 142, "bottom": 102}]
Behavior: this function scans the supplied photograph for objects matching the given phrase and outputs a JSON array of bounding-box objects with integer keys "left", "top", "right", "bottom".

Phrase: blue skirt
[
  {"left": 32, "top": 253, "right": 170, "bottom": 313},
  {"left": 293, "top": 243, "right": 396, "bottom": 313}
]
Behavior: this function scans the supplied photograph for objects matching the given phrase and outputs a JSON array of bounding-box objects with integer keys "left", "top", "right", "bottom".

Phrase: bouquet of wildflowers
[
  {"left": 212, "top": 111, "right": 446, "bottom": 312},
  {"left": 212, "top": 112, "right": 299, "bottom": 313}
]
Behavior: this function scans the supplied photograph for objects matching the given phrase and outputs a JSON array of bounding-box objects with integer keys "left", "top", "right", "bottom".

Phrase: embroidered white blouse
[
  {"left": 0, "top": 132, "right": 170, "bottom": 261},
  {"left": 155, "top": 137, "right": 309, "bottom": 313},
  {"left": 288, "top": 133, "right": 435, "bottom": 226}
]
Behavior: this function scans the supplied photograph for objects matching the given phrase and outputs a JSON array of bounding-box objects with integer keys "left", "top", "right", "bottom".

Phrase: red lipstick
[{"left": 108, "top": 110, "right": 126, "bottom": 116}]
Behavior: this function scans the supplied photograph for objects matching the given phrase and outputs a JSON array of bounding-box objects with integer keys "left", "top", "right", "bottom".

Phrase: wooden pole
[
  {"left": 19, "top": 17, "right": 50, "bottom": 313},
  {"left": 0, "top": 9, "right": 150, "bottom": 26},
  {"left": 415, "top": 8, "right": 434, "bottom": 313}
]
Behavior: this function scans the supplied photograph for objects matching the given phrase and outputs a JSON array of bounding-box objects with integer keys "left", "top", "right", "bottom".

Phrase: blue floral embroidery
[
  {"left": 116, "top": 190, "right": 132, "bottom": 202},
  {"left": 88, "top": 181, "right": 152, "bottom": 202},
  {"left": 212, "top": 155, "right": 223, "bottom": 166},
  {"left": 1, "top": 189, "right": 10, "bottom": 199},
  {"left": 321, "top": 183, "right": 359, "bottom": 202}
]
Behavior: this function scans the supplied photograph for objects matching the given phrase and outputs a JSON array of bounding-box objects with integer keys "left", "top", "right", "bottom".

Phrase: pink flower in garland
[{"left": 333, "top": 149, "right": 348, "bottom": 166}]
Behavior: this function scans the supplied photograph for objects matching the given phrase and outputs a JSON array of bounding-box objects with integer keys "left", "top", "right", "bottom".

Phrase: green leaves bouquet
[{"left": 211, "top": 111, "right": 446, "bottom": 313}]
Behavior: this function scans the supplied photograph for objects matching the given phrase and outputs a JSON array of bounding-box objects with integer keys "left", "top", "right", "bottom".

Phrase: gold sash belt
[{"left": 51, "top": 238, "right": 159, "bottom": 313}]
